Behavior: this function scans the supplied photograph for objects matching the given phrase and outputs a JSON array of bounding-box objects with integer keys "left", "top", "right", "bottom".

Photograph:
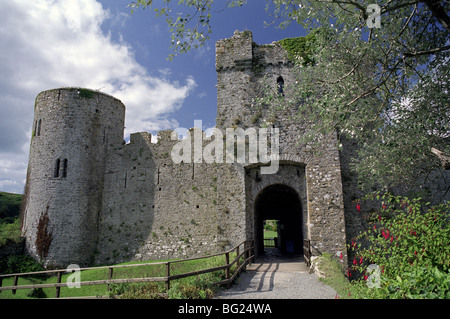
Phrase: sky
[{"left": 0, "top": 0, "right": 306, "bottom": 194}]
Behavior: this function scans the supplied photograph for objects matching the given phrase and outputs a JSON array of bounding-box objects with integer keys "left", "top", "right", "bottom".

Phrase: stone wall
[
  {"left": 23, "top": 31, "right": 351, "bottom": 268},
  {"left": 216, "top": 30, "right": 348, "bottom": 263},
  {"left": 22, "top": 88, "right": 125, "bottom": 267}
]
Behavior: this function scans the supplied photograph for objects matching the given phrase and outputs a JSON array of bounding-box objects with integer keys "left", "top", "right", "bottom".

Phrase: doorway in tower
[{"left": 254, "top": 184, "right": 303, "bottom": 256}]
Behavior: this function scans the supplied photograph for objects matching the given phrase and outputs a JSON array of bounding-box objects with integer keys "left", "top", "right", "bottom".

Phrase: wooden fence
[
  {"left": 303, "top": 239, "right": 311, "bottom": 267},
  {"left": 263, "top": 237, "right": 277, "bottom": 248},
  {"left": 0, "top": 240, "right": 254, "bottom": 298}
]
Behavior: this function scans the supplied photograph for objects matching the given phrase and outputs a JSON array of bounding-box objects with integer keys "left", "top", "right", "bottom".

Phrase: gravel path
[{"left": 216, "top": 250, "right": 337, "bottom": 299}]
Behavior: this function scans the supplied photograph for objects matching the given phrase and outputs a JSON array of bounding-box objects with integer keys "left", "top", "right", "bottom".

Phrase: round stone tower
[{"left": 21, "top": 88, "right": 125, "bottom": 267}]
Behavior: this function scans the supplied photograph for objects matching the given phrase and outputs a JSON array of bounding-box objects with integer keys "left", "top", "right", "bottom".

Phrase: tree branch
[
  {"left": 432, "top": 148, "right": 450, "bottom": 170},
  {"left": 421, "top": 0, "right": 450, "bottom": 33},
  {"left": 404, "top": 44, "right": 450, "bottom": 57}
]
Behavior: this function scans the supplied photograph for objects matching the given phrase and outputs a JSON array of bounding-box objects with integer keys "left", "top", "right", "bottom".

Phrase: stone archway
[{"left": 254, "top": 184, "right": 303, "bottom": 256}]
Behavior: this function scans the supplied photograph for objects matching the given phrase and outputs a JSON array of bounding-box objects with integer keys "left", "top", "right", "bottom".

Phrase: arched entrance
[{"left": 254, "top": 184, "right": 303, "bottom": 256}]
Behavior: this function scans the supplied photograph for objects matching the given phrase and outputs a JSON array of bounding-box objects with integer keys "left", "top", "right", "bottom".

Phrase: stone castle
[{"left": 20, "top": 30, "right": 448, "bottom": 268}]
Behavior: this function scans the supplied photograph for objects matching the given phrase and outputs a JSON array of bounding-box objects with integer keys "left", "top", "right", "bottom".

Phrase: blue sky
[
  {"left": 101, "top": 0, "right": 306, "bottom": 130},
  {"left": 0, "top": 0, "right": 306, "bottom": 194}
]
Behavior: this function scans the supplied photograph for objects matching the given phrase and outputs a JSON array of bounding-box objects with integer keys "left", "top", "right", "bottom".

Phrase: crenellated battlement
[{"left": 22, "top": 31, "right": 355, "bottom": 268}]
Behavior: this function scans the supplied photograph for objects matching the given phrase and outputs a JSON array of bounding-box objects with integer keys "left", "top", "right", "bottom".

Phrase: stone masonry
[{"left": 22, "top": 30, "right": 350, "bottom": 268}]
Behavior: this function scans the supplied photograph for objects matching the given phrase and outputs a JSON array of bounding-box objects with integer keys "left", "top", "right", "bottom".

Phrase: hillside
[{"left": 0, "top": 192, "right": 23, "bottom": 223}]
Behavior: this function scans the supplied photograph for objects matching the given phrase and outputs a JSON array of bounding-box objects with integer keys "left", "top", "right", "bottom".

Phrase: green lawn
[
  {"left": 0, "top": 253, "right": 237, "bottom": 299},
  {"left": 264, "top": 230, "right": 277, "bottom": 239}
]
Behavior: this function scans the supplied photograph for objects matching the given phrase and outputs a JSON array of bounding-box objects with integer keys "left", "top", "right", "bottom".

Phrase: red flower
[
  {"left": 382, "top": 203, "right": 387, "bottom": 210},
  {"left": 359, "top": 256, "right": 363, "bottom": 264},
  {"left": 353, "top": 258, "right": 357, "bottom": 265},
  {"left": 356, "top": 203, "right": 361, "bottom": 213},
  {"left": 340, "top": 253, "right": 343, "bottom": 260}
]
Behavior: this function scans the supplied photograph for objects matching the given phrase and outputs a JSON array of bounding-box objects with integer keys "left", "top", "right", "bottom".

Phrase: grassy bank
[{"left": 0, "top": 253, "right": 239, "bottom": 299}]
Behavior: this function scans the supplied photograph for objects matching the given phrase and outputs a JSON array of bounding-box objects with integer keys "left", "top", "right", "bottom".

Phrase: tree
[{"left": 129, "top": 0, "right": 449, "bottom": 191}]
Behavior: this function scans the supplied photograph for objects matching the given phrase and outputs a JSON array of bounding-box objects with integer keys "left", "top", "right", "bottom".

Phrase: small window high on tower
[{"left": 277, "top": 76, "right": 284, "bottom": 95}]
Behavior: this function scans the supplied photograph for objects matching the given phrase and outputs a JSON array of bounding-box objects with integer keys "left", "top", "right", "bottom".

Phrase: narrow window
[
  {"left": 62, "top": 159, "right": 68, "bottom": 178},
  {"left": 37, "top": 119, "right": 42, "bottom": 136},
  {"left": 33, "top": 120, "right": 37, "bottom": 137},
  {"left": 277, "top": 76, "right": 284, "bottom": 95},
  {"left": 54, "top": 159, "right": 60, "bottom": 178}
]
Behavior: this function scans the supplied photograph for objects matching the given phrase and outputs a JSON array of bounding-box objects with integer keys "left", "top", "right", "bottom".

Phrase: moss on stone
[
  {"left": 278, "top": 33, "right": 316, "bottom": 66},
  {"left": 78, "top": 88, "right": 95, "bottom": 99}
]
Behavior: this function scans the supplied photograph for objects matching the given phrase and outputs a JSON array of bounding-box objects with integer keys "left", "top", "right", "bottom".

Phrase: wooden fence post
[
  {"left": 108, "top": 267, "right": 114, "bottom": 292},
  {"left": 225, "top": 252, "right": 230, "bottom": 280},
  {"left": 165, "top": 262, "right": 170, "bottom": 291},
  {"left": 12, "top": 275, "right": 18, "bottom": 295},
  {"left": 55, "top": 271, "right": 62, "bottom": 298},
  {"left": 236, "top": 246, "right": 240, "bottom": 274}
]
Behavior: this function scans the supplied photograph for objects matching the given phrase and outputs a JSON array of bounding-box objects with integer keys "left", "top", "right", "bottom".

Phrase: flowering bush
[{"left": 348, "top": 192, "right": 450, "bottom": 299}]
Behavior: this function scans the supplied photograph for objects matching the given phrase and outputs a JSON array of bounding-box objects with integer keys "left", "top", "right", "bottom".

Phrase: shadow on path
[{"left": 216, "top": 248, "right": 336, "bottom": 299}]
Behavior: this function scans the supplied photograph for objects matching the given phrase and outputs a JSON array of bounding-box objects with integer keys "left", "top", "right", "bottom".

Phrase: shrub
[
  {"left": 348, "top": 192, "right": 450, "bottom": 299},
  {"left": 110, "top": 283, "right": 166, "bottom": 299},
  {"left": 168, "top": 273, "right": 220, "bottom": 299},
  {"left": 0, "top": 218, "right": 22, "bottom": 247},
  {"left": 0, "top": 254, "right": 45, "bottom": 274}
]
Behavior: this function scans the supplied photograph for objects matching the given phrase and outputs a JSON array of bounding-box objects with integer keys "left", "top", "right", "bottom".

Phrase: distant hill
[{"left": 0, "top": 192, "right": 23, "bottom": 222}]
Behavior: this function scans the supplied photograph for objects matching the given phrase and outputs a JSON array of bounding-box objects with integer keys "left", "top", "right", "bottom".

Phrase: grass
[
  {"left": 263, "top": 230, "right": 277, "bottom": 239},
  {"left": 313, "top": 253, "right": 352, "bottom": 299},
  {"left": 0, "top": 253, "right": 240, "bottom": 299}
]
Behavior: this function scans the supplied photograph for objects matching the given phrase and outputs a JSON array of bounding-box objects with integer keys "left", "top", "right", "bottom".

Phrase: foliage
[
  {"left": 314, "top": 253, "right": 352, "bottom": 299},
  {"left": 27, "top": 288, "right": 47, "bottom": 298},
  {"left": 78, "top": 88, "right": 95, "bottom": 99},
  {"left": 109, "top": 282, "right": 166, "bottom": 299},
  {"left": 128, "top": 0, "right": 450, "bottom": 191},
  {"left": 0, "top": 192, "right": 22, "bottom": 221},
  {"left": 168, "top": 272, "right": 221, "bottom": 299},
  {"left": 264, "top": 219, "right": 277, "bottom": 232},
  {"left": 128, "top": 0, "right": 247, "bottom": 60},
  {"left": 0, "top": 218, "right": 22, "bottom": 247},
  {"left": 0, "top": 254, "right": 45, "bottom": 275},
  {"left": 278, "top": 31, "right": 317, "bottom": 66},
  {"left": 348, "top": 192, "right": 450, "bottom": 298}
]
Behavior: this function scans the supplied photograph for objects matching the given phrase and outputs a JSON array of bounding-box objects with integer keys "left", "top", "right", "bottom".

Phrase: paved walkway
[{"left": 216, "top": 249, "right": 337, "bottom": 299}]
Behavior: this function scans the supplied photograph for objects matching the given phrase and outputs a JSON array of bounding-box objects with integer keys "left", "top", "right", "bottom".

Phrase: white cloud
[{"left": 0, "top": 0, "right": 196, "bottom": 193}]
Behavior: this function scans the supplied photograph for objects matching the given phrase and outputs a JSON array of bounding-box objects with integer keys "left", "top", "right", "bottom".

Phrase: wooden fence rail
[{"left": 0, "top": 240, "right": 255, "bottom": 298}]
